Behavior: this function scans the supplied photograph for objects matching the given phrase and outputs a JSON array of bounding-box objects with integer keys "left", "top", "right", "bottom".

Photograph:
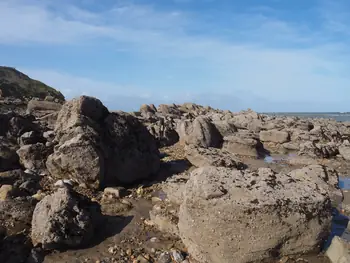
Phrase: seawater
[{"left": 264, "top": 112, "right": 350, "bottom": 122}]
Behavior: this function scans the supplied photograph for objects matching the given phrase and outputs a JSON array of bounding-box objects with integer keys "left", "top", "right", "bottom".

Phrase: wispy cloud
[{"left": 2, "top": 0, "right": 350, "bottom": 111}]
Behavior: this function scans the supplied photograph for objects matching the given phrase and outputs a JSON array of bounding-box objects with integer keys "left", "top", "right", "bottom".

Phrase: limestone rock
[
  {"left": 47, "top": 96, "right": 160, "bottom": 188},
  {"left": 177, "top": 117, "right": 222, "bottom": 148},
  {"left": 326, "top": 236, "right": 350, "bottom": 263},
  {"left": 185, "top": 145, "right": 245, "bottom": 169},
  {"left": 31, "top": 187, "right": 98, "bottom": 249},
  {"left": 222, "top": 133, "right": 263, "bottom": 157},
  {"left": 259, "top": 130, "right": 290, "bottom": 143},
  {"left": 178, "top": 165, "right": 340, "bottom": 263},
  {"left": 17, "top": 143, "right": 51, "bottom": 173}
]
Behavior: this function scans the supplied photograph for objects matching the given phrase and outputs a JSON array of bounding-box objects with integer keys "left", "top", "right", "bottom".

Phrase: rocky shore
[{"left": 1, "top": 95, "right": 350, "bottom": 263}]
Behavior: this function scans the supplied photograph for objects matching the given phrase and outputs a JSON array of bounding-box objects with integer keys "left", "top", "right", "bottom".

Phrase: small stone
[
  {"left": 54, "top": 179, "right": 73, "bottom": 188},
  {"left": 157, "top": 252, "right": 172, "bottom": 263},
  {"left": 150, "top": 237, "right": 158, "bottom": 243},
  {"left": 152, "top": 196, "right": 162, "bottom": 203},
  {"left": 144, "top": 219, "right": 155, "bottom": 226},
  {"left": 32, "top": 191, "right": 46, "bottom": 201},
  {"left": 104, "top": 187, "right": 127, "bottom": 199},
  {"left": 0, "top": 185, "right": 13, "bottom": 201},
  {"left": 126, "top": 248, "right": 132, "bottom": 256},
  {"left": 171, "top": 249, "right": 185, "bottom": 262}
]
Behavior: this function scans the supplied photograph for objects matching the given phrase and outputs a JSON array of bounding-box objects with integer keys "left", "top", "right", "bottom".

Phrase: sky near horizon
[{"left": 1, "top": 0, "right": 350, "bottom": 112}]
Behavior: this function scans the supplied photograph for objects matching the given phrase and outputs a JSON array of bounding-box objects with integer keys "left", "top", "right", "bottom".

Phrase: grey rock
[
  {"left": 339, "top": 145, "right": 350, "bottom": 161},
  {"left": 17, "top": 143, "right": 51, "bottom": 173},
  {"left": 19, "top": 131, "right": 44, "bottom": 145},
  {"left": 222, "top": 133, "right": 262, "bottom": 157},
  {"left": 259, "top": 130, "right": 290, "bottom": 143},
  {"left": 185, "top": 145, "right": 245, "bottom": 169},
  {"left": 326, "top": 236, "right": 350, "bottom": 263},
  {"left": 178, "top": 165, "right": 341, "bottom": 263},
  {"left": 177, "top": 117, "right": 222, "bottom": 148},
  {"left": 31, "top": 187, "right": 97, "bottom": 250},
  {"left": 157, "top": 252, "right": 172, "bottom": 263},
  {"left": 47, "top": 96, "right": 160, "bottom": 188}
]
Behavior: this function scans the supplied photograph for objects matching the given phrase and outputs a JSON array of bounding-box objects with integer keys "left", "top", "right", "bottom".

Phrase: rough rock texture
[
  {"left": 222, "top": 133, "right": 265, "bottom": 157},
  {"left": 0, "top": 199, "right": 35, "bottom": 235},
  {"left": 31, "top": 187, "right": 98, "bottom": 250},
  {"left": 178, "top": 165, "right": 341, "bottom": 263},
  {"left": 185, "top": 145, "right": 245, "bottom": 169},
  {"left": 27, "top": 100, "right": 62, "bottom": 113},
  {"left": 339, "top": 145, "right": 350, "bottom": 160},
  {"left": 177, "top": 117, "right": 222, "bottom": 148},
  {"left": 147, "top": 117, "right": 179, "bottom": 147},
  {"left": 259, "top": 130, "right": 290, "bottom": 143},
  {"left": 46, "top": 96, "right": 160, "bottom": 188},
  {"left": 326, "top": 236, "right": 350, "bottom": 263},
  {"left": 17, "top": 143, "right": 52, "bottom": 173}
]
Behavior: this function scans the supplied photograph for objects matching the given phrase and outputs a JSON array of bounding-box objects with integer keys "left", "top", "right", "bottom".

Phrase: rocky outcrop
[
  {"left": 185, "top": 145, "right": 245, "bottom": 169},
  {"left": 31, "top": 187, "right": 98, "bottom": 250},
  {"left": 46, "top": 96, "right": 160, "bottom": 188},
  {"left": 222, "top": 133, "right": 265, "bottom": 157},
  {"left": 177, "top": 117, "right": 222, "bottom": 148},
  {"left": 259, "top": 130, "right": 290, "bottom": 143},
  {"left": 178, "top": 165, "right": 341, "bottom": 263}
]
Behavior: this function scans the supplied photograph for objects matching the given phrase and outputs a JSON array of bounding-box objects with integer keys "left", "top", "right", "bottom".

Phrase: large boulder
[
  {"left": 31, "top": 187, "right": 98, "bottom": 250},
  {"left": 178, "top": 165, "right": 341, "bottom": 263},
  {"left": 46, "top": 96, "right": 160, "bottom": 188},
  {"left": 259, "top": 130, "right": 290, "bottom": 143},
  {"left": 177, "top": 117, "right": 222, "bottom": 148}
]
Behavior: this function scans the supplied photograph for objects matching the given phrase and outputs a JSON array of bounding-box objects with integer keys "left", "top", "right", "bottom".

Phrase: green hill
[{"left": 0, "top": 66, "right": 65, "bottom": 101}]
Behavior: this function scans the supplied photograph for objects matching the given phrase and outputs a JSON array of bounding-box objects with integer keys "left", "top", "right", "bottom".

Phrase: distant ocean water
[{"left": 264, "top": 112, "right": 350, "bottom": 122}]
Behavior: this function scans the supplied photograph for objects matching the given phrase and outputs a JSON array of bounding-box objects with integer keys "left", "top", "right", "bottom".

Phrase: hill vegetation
[{"left": 0, "top": 66, "right": 65, "bottom": 101}]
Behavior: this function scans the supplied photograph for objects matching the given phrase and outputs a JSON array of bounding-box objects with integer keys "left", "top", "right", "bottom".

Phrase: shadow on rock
[{"left": 0, "top": 233, "right": 33, "bottom": 263}]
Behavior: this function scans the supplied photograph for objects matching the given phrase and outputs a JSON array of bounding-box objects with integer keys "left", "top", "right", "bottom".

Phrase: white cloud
[{"left": 2, "top": 0, "right": 350, "bottom": 111}]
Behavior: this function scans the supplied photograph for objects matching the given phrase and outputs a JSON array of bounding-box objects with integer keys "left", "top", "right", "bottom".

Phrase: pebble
[
  {"left": 171, "top": 249, "right": 185, "bottom": 262},
  {"left": 157, "top": 252, "right": 172, "bottom": 263},
  {"left": 54, "top": 179, "right": 74, "bottom": 188},
  {"left": 150, "top": 237, "right": 158, "bottom": 243},
  {"left": 104, "top": 187, "right": 126, "bottom": 199}
]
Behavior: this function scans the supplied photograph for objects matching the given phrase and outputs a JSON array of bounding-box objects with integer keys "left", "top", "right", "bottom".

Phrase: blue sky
[{"left": 1, "top": 0, "right": 350, "bottom": 112}]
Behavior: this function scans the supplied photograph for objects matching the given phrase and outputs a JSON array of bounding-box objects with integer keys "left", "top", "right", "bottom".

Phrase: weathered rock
[
  {"left": 31, "top": 187, "right": 98, "bottom": 250},
  {"left": 299, "top": 141, "right": 339, "bottom": 159},
  {"left": 177, "top": 117, "right": 222, "bottom": 148},
  {"left": 0, "top": 199, "right": 34, "bottom": 235},
  {"left": 185, "top": 145, "right": 245, "bottom": 169},
  {"left": 178, "top": 165, "right": 340, "bottom": 263},
  {"left": 147, "top": 117, "right": 179, "bottom": 147},
  {"left": 231, "top": 110, "right": 261, "bottom": 129},
  {"left": 47, "top": 96, "right": 160, "bottom": 188},
  {"left": 27, "top": 100, "right": 62, "bottom": 113},
  {"left": 222, "top": 133, "right": 264, "bottom": 157},
  {"left": 212, "top": 121, "right": 237, "bottom": 137},
  {"left": 17, "top": 143, "right": 51, "bottom": 173},
  {"left": 326, "top": 236, "right": 350, "bottom": 263},
  {"left": 282, "top": 142, "right": 300, "bottom": 151},
  {"left": 339, "top": 146, "right": 350, "bottom": 161},
  {"left": 140, "top": 104, "right": 157, "bottom": 117},
  {"left": 259, "top": 130, "right": 290, "bottom": 143},
  {"left": 46, "top": 134, "right": 102, "bottom": 188}
]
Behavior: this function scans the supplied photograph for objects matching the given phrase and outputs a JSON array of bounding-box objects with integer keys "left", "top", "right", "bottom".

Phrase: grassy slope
[{"left": 0, "top": 66, "right": 65, "bottom": 101}]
